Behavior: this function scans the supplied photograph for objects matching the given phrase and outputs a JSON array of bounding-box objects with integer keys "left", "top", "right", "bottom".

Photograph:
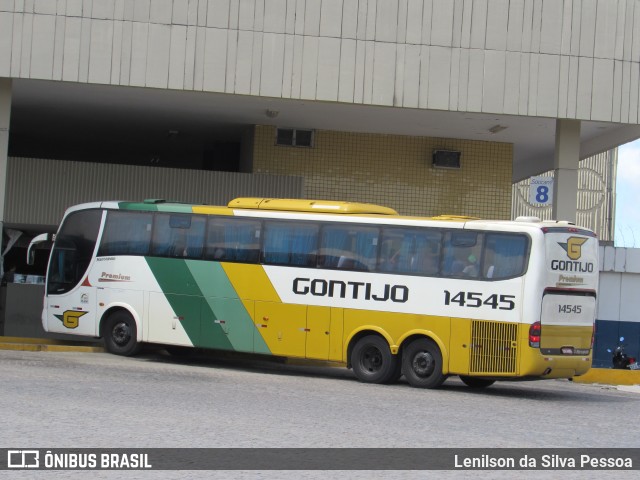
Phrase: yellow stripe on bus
[
  {"left": 192, "top": 206, "right": 234, "bottom": 215},
  {"left": 221, "top": 263, "right": 281, "bottom": 303}
]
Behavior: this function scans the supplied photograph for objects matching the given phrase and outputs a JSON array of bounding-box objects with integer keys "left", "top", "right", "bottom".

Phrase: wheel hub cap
[
  {"left": 412, "top": 351, "right": 434, "bottom": 377},
  {"left": 113, "top": 322, "right": 131, "bottom": 346}
]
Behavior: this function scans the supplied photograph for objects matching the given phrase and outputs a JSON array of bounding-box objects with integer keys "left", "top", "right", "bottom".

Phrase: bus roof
[{"left": 227, "top": 197, "right": 399, "bottom": 215}]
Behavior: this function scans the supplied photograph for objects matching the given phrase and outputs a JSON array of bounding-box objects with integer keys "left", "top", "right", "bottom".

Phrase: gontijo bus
[{"left": 28, "top": 197, "right": 599, "bottom": 389}]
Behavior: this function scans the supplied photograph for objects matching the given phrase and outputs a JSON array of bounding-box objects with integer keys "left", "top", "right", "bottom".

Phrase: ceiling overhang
[{"left": 9, "top": 79, "right": 639, "bottom": 182}]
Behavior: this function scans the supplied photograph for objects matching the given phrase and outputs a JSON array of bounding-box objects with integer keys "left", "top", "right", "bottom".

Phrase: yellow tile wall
[{"left": 252, "top": 125, "right": 513, "bottom": 219}]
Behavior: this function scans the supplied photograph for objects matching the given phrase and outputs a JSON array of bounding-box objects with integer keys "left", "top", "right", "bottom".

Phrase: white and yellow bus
[{"left": 28, "top": 197, "right": 599, "bottom": 388}]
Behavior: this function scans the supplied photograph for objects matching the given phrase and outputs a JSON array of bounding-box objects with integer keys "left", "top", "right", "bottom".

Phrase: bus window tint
[
  {"left": 263, "top": 222, "right": 319, "bottom": 267},
  {"left": 379, "top": 228, "right": 442, "bottom": 275},
  {"left": 47, "top": 209, "right": 103, "bottom": 295},
  {"left": 483, "top": 234, "right": 528, "bottom": 279},
  {"left": 151, "top": 214, "right": 205, "bottom": 259},
  {"left": 204, "top": 217, "right": 261, "bottom": 263},
  {"left": 319, "top": 225, "right": 379, "bottom": 272},
  {"left": 442, "top": 231, "right": 483, "bottom": 278},
  {"left": 99, "top": 211, "right": 152, "bottom": 256}
]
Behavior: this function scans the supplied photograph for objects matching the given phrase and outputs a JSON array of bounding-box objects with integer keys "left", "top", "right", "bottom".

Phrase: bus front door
[{"left": 44, "top": 209, "right": 104, "bottom": 337}]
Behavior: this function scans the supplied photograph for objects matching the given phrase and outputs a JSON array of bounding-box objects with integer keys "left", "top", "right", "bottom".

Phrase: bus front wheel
[
  {"left": 103, "top": 311, "right": 141, "bottom": 356},
  {"left": 402, "top": 338, "right": 446, "bottom": 388},
  {"left": 351, "top": 335, "right": 398, "bottom": 384}
]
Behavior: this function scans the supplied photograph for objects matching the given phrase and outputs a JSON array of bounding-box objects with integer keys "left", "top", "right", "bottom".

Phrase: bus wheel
[
  {"left": 459, "top": 376, "right": 495, "bottom": 389},
  {"left": 351, "top": 335, "right": 398, "bottom": 384},
  {"left": 402, "top": 338, "right": 446, "bottom": 388},
  {"left": 103, "top": 311, "right": 140, "bottom": 356}
]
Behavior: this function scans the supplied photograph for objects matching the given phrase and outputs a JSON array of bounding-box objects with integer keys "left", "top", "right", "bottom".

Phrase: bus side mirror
[{"left": 27, "top": 233, "right": 52, "bottom": 265}]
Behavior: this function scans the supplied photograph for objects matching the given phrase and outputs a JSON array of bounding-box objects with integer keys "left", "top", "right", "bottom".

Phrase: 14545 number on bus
[{"left": 444, "top": 290, "right": 516, "bottom": 310}]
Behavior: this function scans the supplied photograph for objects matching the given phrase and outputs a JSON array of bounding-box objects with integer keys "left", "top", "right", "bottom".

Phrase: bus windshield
[{"left": 47, "top": 209, "right": 102, "bottom": 295}]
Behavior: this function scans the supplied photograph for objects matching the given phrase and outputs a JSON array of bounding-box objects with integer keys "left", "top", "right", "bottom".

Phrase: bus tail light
[{"left": 529, "top": 321, "right": 541, "bottom": 348}]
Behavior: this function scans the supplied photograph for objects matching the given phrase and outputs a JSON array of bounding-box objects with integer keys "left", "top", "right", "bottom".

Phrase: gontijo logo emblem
[
  {"left": 54, "top": 310, "right": 88, "bottom": 329},
  {"left": 558, "top": 237, "right": 588, "bottom": 260}
]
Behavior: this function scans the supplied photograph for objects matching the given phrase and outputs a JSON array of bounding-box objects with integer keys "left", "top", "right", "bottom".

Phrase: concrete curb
[
  {"left": 0, "top": 336, "right": 105, "bottom": 353},
  {"left": 572, "top": 368, "right": 640, "bottom": 386}
]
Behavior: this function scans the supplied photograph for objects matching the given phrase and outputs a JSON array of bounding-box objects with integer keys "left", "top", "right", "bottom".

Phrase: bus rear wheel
[
  {"left": 459, "top": 376, "right": 495, "bottom": 389},
  {"left": 402, "top": 338, "right": 446, "bottom": 388},
  {"left": 103, "top": 311, "right": 140, "bottom": 356},
  {"left": 351, "top": 335, "right": 398, "bottom": 384}
]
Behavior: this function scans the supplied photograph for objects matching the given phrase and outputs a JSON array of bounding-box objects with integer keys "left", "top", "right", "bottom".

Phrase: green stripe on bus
[
  {"left": 156, "top": 204, "right": 195, "bottom": 213},
  {"left": 118, "top": 202, "right": 194, "bottom": 213},
  {"left": 186, "top": 261, "right": 271, "bottom": 354},
  {"left": 118, "top": 202, "right": 159, "bottom": 211},
  {"left": 145, "top": 257, "right": 234, "bottom": 351}
]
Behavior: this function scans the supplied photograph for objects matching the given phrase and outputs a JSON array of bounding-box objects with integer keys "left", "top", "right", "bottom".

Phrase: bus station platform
[
  {"left": 1, "top": 335, "right": 639, "bottom": 387},
  {"left": 0, "top": 336, "right": 104, "bottom": 353}
]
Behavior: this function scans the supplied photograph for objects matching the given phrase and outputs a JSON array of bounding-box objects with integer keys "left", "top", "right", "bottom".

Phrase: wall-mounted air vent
[{"left": 432, "top": 150, "right": 461, "bottom": 169}]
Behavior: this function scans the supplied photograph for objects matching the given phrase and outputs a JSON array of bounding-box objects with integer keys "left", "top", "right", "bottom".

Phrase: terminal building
[{"left": 1, "top": 1, "right": 639, "bottom": 364}]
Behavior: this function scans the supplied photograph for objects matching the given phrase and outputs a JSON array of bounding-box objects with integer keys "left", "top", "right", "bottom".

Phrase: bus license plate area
[
  {"left": 541, "top": 294, "right": 596, "bottom": 327},
  {"left": 561, "top": 346, "right": 574, "bottom": 355}
]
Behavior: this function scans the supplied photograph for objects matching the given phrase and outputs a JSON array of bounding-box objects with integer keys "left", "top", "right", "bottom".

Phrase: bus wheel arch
[
  {"left": 348, "top": 331, "right": 399, "bottom": 384},
  {"left": 101, "top": 308, "right": 141, "bottom": 356},
  {"left": 400, "top": 335, "right": 447, "bottom": 389}
]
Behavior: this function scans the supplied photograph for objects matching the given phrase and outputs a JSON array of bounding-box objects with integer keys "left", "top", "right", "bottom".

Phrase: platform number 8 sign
[{"left": 529, "top": 176, "right": 554, "bottom": 205}]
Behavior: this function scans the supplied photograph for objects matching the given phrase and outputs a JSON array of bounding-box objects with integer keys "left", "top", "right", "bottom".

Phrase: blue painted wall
[{"left": 592, "top": 320, "right": 640, "bottom": 368}]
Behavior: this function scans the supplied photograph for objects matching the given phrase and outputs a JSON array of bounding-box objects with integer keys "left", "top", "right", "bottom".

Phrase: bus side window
[
  {"left": 483, "top": 234, "right": 527, "bottom": 279},
  {"left": 151, "top": 214, "right": 205, "bottom": 259},
  {"left": 379, "top": 227, "right": 442, "bottom": 275},
  {"left": 262, "top": 221, "right": 318, "bottom": 267},
  {"left": 98, "top": 211, "right": 152, "bottom": 256},
  {"left": 319, "top": 225, "right": 378, "bottom": 272},
  {"left": 442, "top": 231, "right": 482, "bottom": 278},
  {"left": 204, "top": 217, "right": 261, "bottom": 263}
]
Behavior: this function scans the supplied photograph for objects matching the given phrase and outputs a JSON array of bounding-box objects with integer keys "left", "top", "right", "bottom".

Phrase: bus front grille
[{"left": 469, "top": 320, "right": 518, "bottom": 374}]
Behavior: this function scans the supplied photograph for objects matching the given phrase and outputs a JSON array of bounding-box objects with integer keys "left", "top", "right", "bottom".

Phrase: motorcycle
[{"left": 607, "top": 337, "right": 639, "bottom": 370}]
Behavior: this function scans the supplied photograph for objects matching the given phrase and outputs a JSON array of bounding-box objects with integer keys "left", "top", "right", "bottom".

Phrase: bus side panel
[
  {"left": 187, "top": 260, "right": 269, "bottom": 353},
  {"left": 144, "top": 258, "right": 270, "bottom": 352},
  {"left": 147, "top": 292, "right": 198, "bottom": 347},
  {"left": 201, "top": 297, "right": 255, "bottom": 353},
  {"left": 448, "top": 317, "right": 471, "bottom": 375},
  {"left": 306, "top": 305, "right": 331, "bottom": 360},
  {"left": 328, "top": 308, "right": 344, "bottom": 362},
  {"left": 254, "top": 302, "right": 307, "bottom": 357}
]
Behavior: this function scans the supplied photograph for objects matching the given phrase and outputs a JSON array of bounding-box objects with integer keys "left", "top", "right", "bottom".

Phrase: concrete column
[
  {"left": 552, "top": 119, "right": 580, "bottom": 223},
  {"left": 0, "top": 78, "right": 11, "bottom": 276}
]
